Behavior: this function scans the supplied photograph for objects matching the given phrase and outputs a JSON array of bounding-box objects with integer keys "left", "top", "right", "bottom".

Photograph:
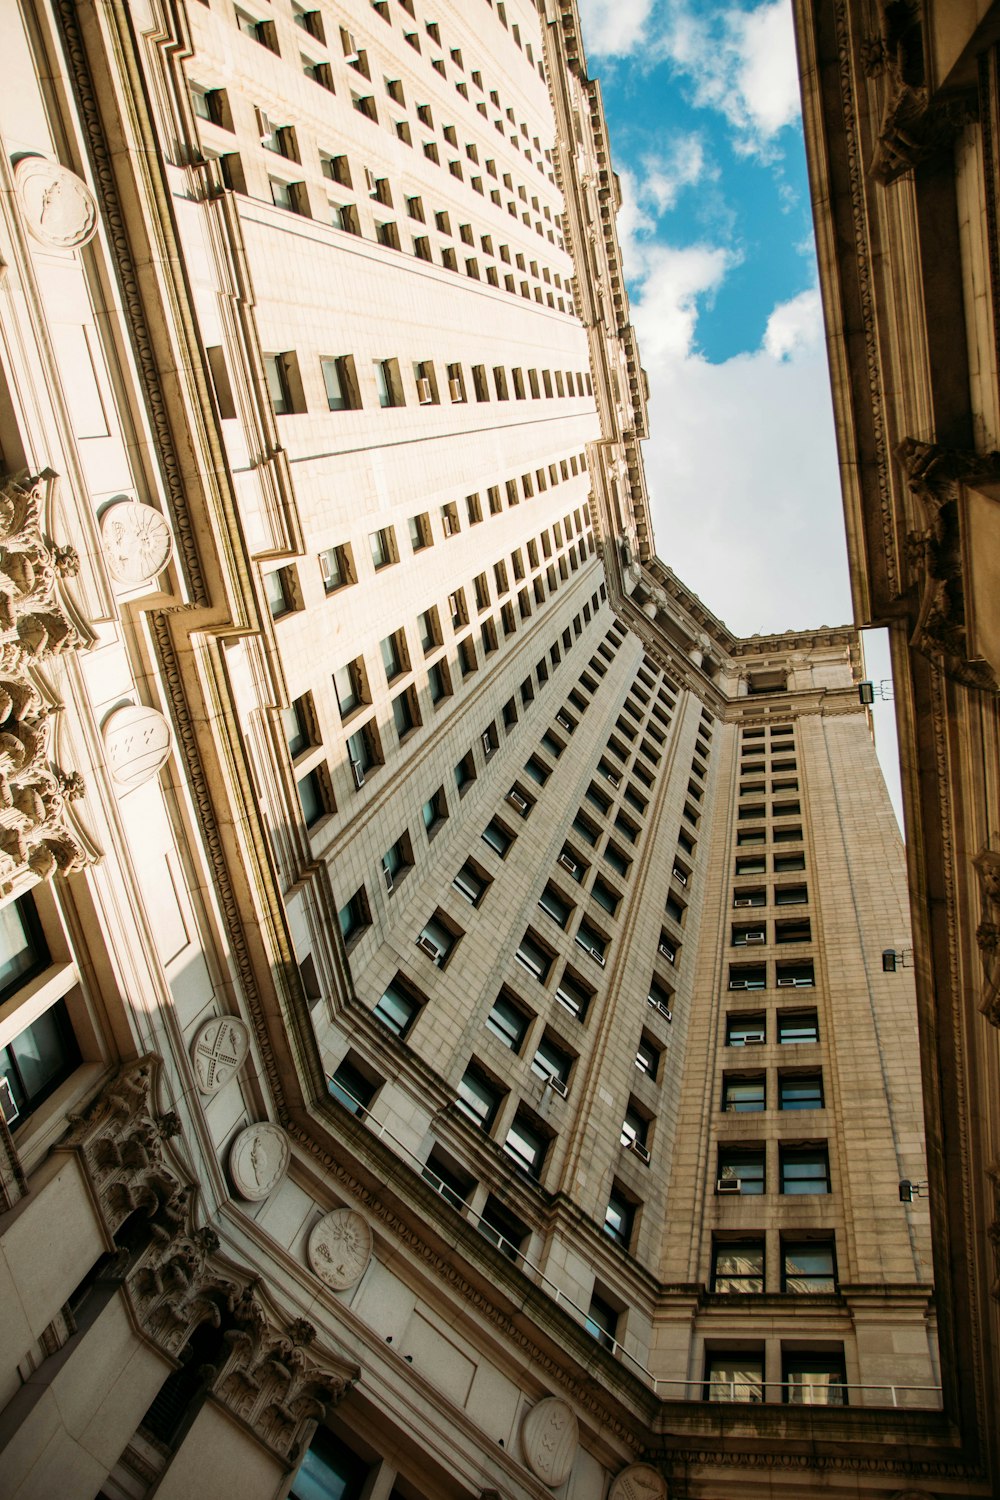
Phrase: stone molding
[
  {"left": 0, "top": 470, "right": 92, "bottom": 894},
  {"left": 63, "top": 1059, "right": 357, "bottom": 1465},
  {"left": 898, "top": 438, "right": 1000, "bottom": 691}
]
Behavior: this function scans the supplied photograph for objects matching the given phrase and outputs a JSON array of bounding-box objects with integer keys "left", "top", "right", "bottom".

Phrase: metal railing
[{"left": 325, "top": 1077, "right": 943, "bottom": 1410}]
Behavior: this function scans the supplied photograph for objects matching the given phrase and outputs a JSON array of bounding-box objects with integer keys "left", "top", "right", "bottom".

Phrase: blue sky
[{"left": 577, "top": 0, "right": 902, "bottom": 821}]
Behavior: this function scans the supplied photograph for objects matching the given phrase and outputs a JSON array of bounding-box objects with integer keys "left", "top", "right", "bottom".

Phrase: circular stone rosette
[
  {"left": 609, "top": 1463, "right": 669, "bottom": 1500},
  {"left": 15, "top": 156, "right": 98, "bottom": 248},
  {"left": 308, "top": 1208, "right": 373, "bottom": 1291},
  {"left": 520, "top": 1396, "right": 578, "bottom": 1487},
  {"left": 191, "top": 1016, "right": 250, "bottom": 1094},
  {"left": 228, "top": 1122, "right": 289, "bottom": 1201},
  {"left": 100, "top": 499, "right": 173, "bottom": 586}
]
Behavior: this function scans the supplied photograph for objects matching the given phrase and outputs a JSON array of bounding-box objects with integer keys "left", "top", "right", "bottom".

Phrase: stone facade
[{"left": 0, "top": 0, "right": 979, "bottom": 1496}]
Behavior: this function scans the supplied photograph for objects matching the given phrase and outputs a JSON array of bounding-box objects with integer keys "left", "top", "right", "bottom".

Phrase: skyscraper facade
[{"left": 0, "top": 0, "right": 976, "bottom": 1496}]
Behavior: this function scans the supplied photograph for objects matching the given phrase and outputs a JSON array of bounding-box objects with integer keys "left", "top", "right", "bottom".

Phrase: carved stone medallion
[
  {"left": 100, "top": 499, "right": 172, "bottom": 586},
  {"left": 308, "top": 1208, "right": 373, "bottom": 1290},
  {"left": 191, "top": 1016, "right": 250, "bottom": 1094},
  {"left": 520, "top": 1396, "right": 578, "bottom": 1488},
  {"left": 228, "top": 1122, "right": 289, "bottom": 1201},
  {"left": 610, "top": 1464, "right": 668, "bottom": 1500},
  {"left": 103, "top": 704, "right": 173, "bottom": 788},
  {"left": 15, "top": 156, "right": 98, "bottom": 249}
]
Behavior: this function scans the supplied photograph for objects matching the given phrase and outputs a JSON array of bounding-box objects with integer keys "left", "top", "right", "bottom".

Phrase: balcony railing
[{"left": 325, "top": 1075, "right": 943, "bottom": 1411}]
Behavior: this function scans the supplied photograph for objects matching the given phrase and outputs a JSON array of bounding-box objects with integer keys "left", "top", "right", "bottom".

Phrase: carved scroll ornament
[
  {"left": 897, "top": 439, "right": 1000, "bottom": 692},
  {"left": 64, "top": 1058, "right": 358, "bottom": 1463},
  {"left": 0, "top": 471, "right": 90, "bottom": 893}
]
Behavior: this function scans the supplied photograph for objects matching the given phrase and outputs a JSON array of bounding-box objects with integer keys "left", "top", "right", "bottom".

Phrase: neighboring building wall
[{"left": 0, "top": 0, "right": 971, "bottom": 1496}]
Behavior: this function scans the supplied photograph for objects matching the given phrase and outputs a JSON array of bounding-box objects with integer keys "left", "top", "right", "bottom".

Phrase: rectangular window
[
  {"left": 486, "top": 989, "right": 530, "bottom": 1050},
  {"left": 516, "top": 928, "right": 553, "bottom": 982},
  {"left": 717, "top": 1146, "right": 765, "bottom": 1194},
  {"left": 780, "top": 1145, "right": 830, "bottom": 1194},
  {"left": 706, "top": 1352, "right": 764, "bottom": 1404},
  {"left": 374, "top": 976, "right": 421, "bottom": 1037},
  {"left": 779, "top": 1073, "right": 824, "bottom": 1109},
  {"left": 554, "top": 968, "right": 592, "bottom": 1020},
  {"left": 783, "top": 1350, "right": 846, "bottom": 1406},
  {"left": 778, "top": 1010, "right": 819, "bottom": 1044},
  {"left": 373, "top": 357, "right": 403, "bottom": 407},
  {"left": 726, "top": 1013, "right": 766, "bottom": 1046},
  {"left": 0, "top": 998, "right": 79, "bottom": 1126},
  {"left": 456, "top": 1064, "right": 502, "bottom": 1129},
  {"left": 338, "top": 886, "right": 371, "bottom": 944},
  {"left": 264, "top": 565, "right": 296, "bottom": 619},
  {"left": 328, "top": 1056, "right": 378, "bottom": 1116},
  {"left": 782, "top": 1240, "right": 836, "bottom": 1293},
  {"left": 369, "top": 527, "right": 396, "bottom": 570},
  {"left": 722, "top": 1074, "right": 765, "bottom": 1112},
  {"left": 482, "top": 817, "right": 514, "bottom": 858},
  {"left": 320, "top": 355, "right": 359, "bottom": 410},
  {"left": 502, "top": 1112, "right": 548, "bottom": 1177},
  {"left": 712, "top": 1239, "right": 764, "bottom": 1293}
]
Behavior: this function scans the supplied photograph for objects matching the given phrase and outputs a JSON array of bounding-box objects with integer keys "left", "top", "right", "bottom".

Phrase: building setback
[{"left": 0, "top": 0, "right": 978, "bottom": 1496}]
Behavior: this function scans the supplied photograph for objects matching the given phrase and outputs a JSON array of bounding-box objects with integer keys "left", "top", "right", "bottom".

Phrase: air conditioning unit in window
[
  {"left": 482, "top": 732, "right": 495, "bottom": 756},
  {"left": 743, "top": 1033, "right": 765, "bottom": 1045},
  {"left": 658, "top": 943, "right": 675, "bottom": 964},
  {"left": 506, "top": 790, "right": 528, "bottom": 812},
  {"left": 255, "top": 106, "right": 272, "bottom": 140},
  {"left": 343, "top": 31, "right": 360, "bottom": 61},
  {"left": 606, "top": 772, "right": 620, "bottom": 787},
  {"left": 350, "top": 758, "right": 365, "bottom": 789},
  {"left": 364, "top": 166, "right": 378, "bottom": 194},
  {"left": 628, "top": 1140, "right": 651, "bottom": 1164},
  {"left": 778, "top": 977, "right": 812, "bottom": 987},
  {"left": 558, "top": 854, "right": 579, "bottom": 875},
  {"left": 745, "top": 933, "right": 766, "bottom": 944},
  {"left": 448, "top": 377, "right": 464, "bottom": 401},
  {"left": 733, "top": 897, "right": 754, "bottom": 908},
  {"left": 546, "top": 1075, "right": 568, "bottom": 1098},
  {"left": 556, "top": 713, "right": 572, "bottom": 729},
  {"left": 583, "top": 946, "right": 606, "bottom": 967},
  {"left": 416, "top": 377, "right": 434, "bottom": 404},
  {"left": 416, "top": 934, "right": 442, "bottom": 961},
  {"left": 382, "top": 865, "right": 394, "bottom": 892},
  {"left": 717, "top": 1177, "right": 742, "bottom": 1193},
  {"left": 673, "top": 869, "right": 688, "bottom": 886}
]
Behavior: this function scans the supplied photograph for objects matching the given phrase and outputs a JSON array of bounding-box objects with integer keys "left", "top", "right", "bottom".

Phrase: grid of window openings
[
  {"left": 278, "top": 502, "right": 599, "bottom": 834},
  {"left": 331, "top": 592, "right": 610, "bottom": 966},
  {"left": 196, "top": 5, "right": 579, "bottom": 316},
  {"left": 715, "top": 719, "right": 830, "bottom": 1306}
]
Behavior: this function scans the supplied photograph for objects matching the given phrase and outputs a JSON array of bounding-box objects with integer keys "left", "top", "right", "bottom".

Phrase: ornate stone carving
[
  {"left": 14, "top": 156, "right": 98, "bottom": 248},
  {"left": 103, "top": 703, "right": 173, "bottom": 788},
  {"left": 897, "top": 439, "right": 1000, "bottom": 692},
  {"left": 308, "top": 1209, "right": 373, "bottom": 1290},
  {"left": 100, "top": 498, "right": 172, "bottom": 586},
  {"left": 228, "top": 1122, "right": 289, "bottom": 1201},
  {"left": 65, "top": 1059, "right": 358, "bottom": 1463},
  {"left": 0, "top": 471, "right": 90, "bottom": 893},
  {"left": 520, "top": 1396, "right": 578, "bottom": 1487},
  {"left": 191, "top": 1016, "right": 250, "bottom": 1093},
  {"left": 973, "top": 846, "right": 1000, "bottom": 1026},
  {"left": 609, "top": 1464, "right": 668, "bottom": 1500},
  {"left": 862, "top": 4, "right": 977, "bottom": 184}
]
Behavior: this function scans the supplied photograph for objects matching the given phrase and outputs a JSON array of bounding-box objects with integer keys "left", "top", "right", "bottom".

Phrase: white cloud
[
  {"left": 762, "top": 286, "right": 823, "bottom": 359},
  {"left": 629, "top": 267, "right": 848, "bottom": 634},
  {"left": 658, "top": 0, "right": 800, "bottom": 158},
  {"left": 577, "top": 0, "right": 655, "bottom": 57}
]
